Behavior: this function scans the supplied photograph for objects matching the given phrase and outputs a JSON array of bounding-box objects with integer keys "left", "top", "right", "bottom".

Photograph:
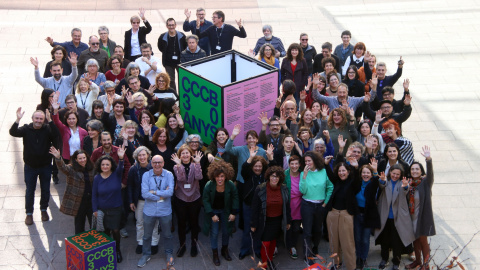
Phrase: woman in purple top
[
  {"left": 92, "top": 145, "right": 125, "bottom": 263},
  {"left": 285, "top": 155, "right": 302, "bottom": 259},
  {"left": 172, "top": 144, "right": 203, "bottom": 258}
]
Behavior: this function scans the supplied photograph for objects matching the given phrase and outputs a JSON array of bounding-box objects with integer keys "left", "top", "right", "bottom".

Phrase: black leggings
[{"left": 175, "top": 197, "right": 202, "bottom": 247}]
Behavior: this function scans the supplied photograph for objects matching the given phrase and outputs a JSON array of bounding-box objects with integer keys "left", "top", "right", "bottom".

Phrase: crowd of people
[{"left": 10, "top": 6, "right": 436, "bottom": 270}]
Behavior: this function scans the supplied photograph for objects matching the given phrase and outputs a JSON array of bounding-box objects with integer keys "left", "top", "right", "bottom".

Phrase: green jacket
[{"left": 202, "top": 180, "right": 239, "bottom": 236}]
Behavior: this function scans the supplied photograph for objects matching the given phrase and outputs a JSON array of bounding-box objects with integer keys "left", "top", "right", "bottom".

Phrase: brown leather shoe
[
  {"left": 25, "top": 215, "right": 33, "bottom": 225},
  {"left": 41, "top": 211, "right": 49, "bottom": 221}
]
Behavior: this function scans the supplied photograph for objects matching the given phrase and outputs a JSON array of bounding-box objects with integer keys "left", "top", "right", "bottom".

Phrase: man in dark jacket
[
  {"left": 9, "top": 108, "right": 59, "bottom": 225},
  {"left": 313, "top": 42, "right": 341, "bottom": 74},
  {"left": 158, "top": 18, "right": 187, "bottom": 90},
  {"left": 77, "top": 35, "right": 109, "bottom": 74},
  {"left": 195, "top": 10, "right": 247, "bottom": 55},
  {"left": 180, "top": 35, "right": 206, "bottom": 64},
  {"left": 183, "top": 7, "right": 212, "bottom": 55}
]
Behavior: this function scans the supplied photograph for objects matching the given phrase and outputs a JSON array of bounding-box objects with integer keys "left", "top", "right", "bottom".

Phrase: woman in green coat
[{"left": 203, "top": 160, "right": 239, "bottom": 266}]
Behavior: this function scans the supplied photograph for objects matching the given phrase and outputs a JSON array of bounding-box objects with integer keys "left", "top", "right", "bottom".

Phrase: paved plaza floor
[{"left": 0, "top": 0, "right": 479, "bottom": 269}]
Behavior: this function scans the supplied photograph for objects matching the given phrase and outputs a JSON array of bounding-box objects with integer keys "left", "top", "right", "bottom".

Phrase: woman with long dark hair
[
  {"left": 251, "top": 166, "right": 291, "bottom": 270},
  {"left": 405, "top": 146, "right": 435, "bottom": 270},
  {"left": 50, "top": 147, "right": 95, "bottom": 234},
  {"left": 281, "top": 43, "right": 309, "bottom": 105}
]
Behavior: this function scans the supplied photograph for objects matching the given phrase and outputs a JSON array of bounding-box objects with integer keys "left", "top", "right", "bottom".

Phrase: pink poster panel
[{"left": 223, "top": 71, "right": 278, "bottom": 146}]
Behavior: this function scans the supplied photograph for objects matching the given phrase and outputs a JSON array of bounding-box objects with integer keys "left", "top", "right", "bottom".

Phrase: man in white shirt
[{"left": 135, "top": 43, "right": 162, "bottom": 85}]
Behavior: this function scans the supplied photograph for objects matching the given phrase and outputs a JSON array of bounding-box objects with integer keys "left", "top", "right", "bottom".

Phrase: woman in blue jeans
[
  {"left": 353, "top": 159, "right": 381, "bottom": 269},
  {"left": 202, "top": 160, "right": 239, "bottom": 266},
  {"left": 299, "top": 151, "right": 334, "bottom": 266}
]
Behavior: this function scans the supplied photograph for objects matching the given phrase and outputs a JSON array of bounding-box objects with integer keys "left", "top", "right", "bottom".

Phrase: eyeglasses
[
  {"left": 132, "top": 21, "right": 140, "bottom": 24},
  {"left": 111, "top": 61, "right": 120, "bottom": 65},
  {"left": 197, "top": 13, "right": 205, "bottom": 16},
  {"left": 91, "top": 43, "right": 100, "bottom": 46},
  {"left": 167, "top": 24, "right": 176, "bottom": 27},
  {"left": 157, "top": 80, "right": 165, "bottom": 83},
  {"left": 66, "top": 101, "right": 75, "bottom": 105},
  {"left": 152, "top": 161, "right": 163, "bottom": 165},
  {"left": 134, "top": 99, "right": 144, "bottom": 102},
  {"left": 189, "top": 141, "right": 199, "bottom": 144},
  {"left": 380, "top": 106, "right": 392, "bottom": 110},
  {"left": 212, "top": 16, "right": 218, "bottom": 19},
  {"left": 301, "top": 39, "right": 308, "bottom": 41}
]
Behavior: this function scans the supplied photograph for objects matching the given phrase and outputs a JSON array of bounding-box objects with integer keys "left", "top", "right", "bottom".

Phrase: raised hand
[
  {"left": 141, "top": 119, "right": 152, "bottom": 136},
  {"left": 370, "top": 73, "right": 378, "bottom": 88},
  {"left": 235, "top": 18, "right": 242, "bottom": 27},
  {"left": 138, "top": 7, "right": 146, "bottom": 20},
  {"left": 325, "top": 155, "right": 333, "bottom": 165},
  {"left": 266, "top": 144, "right": 274, "bottom": 159},
  {"left": 364, "top": 51, "right": 371, "bottom": 61},
  {"left": 193, "top": 151, "right": 203, "bottom": 163},
  {"left": 68, "top": 52, "right": 78, "bottom": 66},
  {"left": 49, "top": 146, "right": 61, "bottom": 159},
  {"left": 175, "top": 113, "right": 184, "bottom": 127},
  {"left": 248, "top": 49, "right": 255, "bottom": 58},
  {"left": 421, "top": 145, "right": 431, "bottom": 160},
  {"left": 278, "top": 110, "right": 286, "bottom": 126},
  {"left": 45, "top": 36, "right": 54, "bottom": 45},
  {"left": 196, "top": 17, "right": 201, "bottom": 28},
  {"left": 258, "top": 112, "right": 270, "bottom": 126},
  {"left": 275, "top": 94, "right": 283, "bottom": 108},
  {"left": 398, "top": 56, "right": 404, "bottom": 67},
  {"left": 348, "top": 156, "right": 358, "bottom": 168},
  {"left": 320, "top": 104, "right": 329, "bottom": 118},
  {"left": 306, "top": 76, "right": 312, "bottom": 88},
  {"left": 147, "top": 84, "right": 156, "bottom": 96},
  {"left": 171, "top": 153, "right": 182, "bottom": 165},
  {"left": 379, "top": 171, "right": 386, "bottom": 181},
  {"left": 375, "top": 110, "right": 384, "bottom": 124},
  {"left": 16, "top": 107, "right": 25, "bottom": 121},
  {"left": 300, "top": 90, "right": 307, "bottom": 101},
  {"left": 125, "top": 92, "right": 134, "bottom": 105},
  {"left": 403, "top": 78, "right": 410, "bottom": 91},
  {"left": 231, "top": 124, "right": 241, "bottom": 138},
  {"left": 338, "top": 134, "right": 347, "bottom": 149},
  {"left": 401, "top": 177, "right": 409, "bottom": 187},
  {"left": 107, "top": 95, "right": 115, "bottom": 105},
  {"left": 184, "top": 8, "right": 191, "bottom": 19},
  {"left": 30, "top": 57, "right": 39, "bottom": 69},
  {"left": 323, "top": 130, "right": 330, "bottom": 141},
  {"left": 51, "top": 98, "right": 60, "bottom": 110},
  {"left": 312, "top": 73, "right": 320, "bottom": 85},
  {"left": 365, "top": 135, "right": 373, "bottom": 149},
  {"left": 118, "top": 144, "right": 126, "bottom": 160},
  {"left": 121, "top": 85, "right": 128, "bottom": 97},
  {"left": 248, "top": 146, "right": 258, "bottom": 159},
  {"left": 173, "top": 104, "right": 180, "bottom": 114},
  {"left": 364, "top": 91, "right": 371, "bottom": 102},
  {"left": 369, "top": 157, "right": 378, "bottom": 172}
]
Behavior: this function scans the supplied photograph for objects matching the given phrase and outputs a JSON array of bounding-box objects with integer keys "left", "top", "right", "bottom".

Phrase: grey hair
[
  {"left": 196, "top": 7, "right": 205, "bottom": 12},
  {"left": 186, "top": 134, "right": 203, "bottom": 145},
  {"left": 125, "top": 62, "right": 140, "bottom": 77},
  {"left": 86, "top": 119, "right": 104, "bottom": 132},
  {"left": 186, "top": 35, "right": 199, "bottom": 43},
  {"left": 71, "top": 28, "right": 82, "bottom": 35},
  {"left": 86, "top": 58, "right": 100, "bottom": 70},
  {"left": 133, "top": 146, "right": 152, "bottom": 162},
  {"left": 376, "top": 62, "right": 386, "bottom": 68},
  {"left": 132, "top": 92, "right": 148, "bottom": 107},
  {"left": 104, "top": 80, "right": 116, "bottom": 89},
  {"left": 89, "top": 35, "right": 99, "bottom": 43},
  {"left": 262, "top": 24, "right": 273, "bottom": 33},
  {"left": 98, "top": 26, "right": 109, "bottom": 34},
  {"left": 314, "top": 138, "right": 325, "bottom": 147}
]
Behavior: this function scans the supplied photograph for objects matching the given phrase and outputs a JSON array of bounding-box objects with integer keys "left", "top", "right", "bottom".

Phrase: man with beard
[
  {"left": 158, "top": 18, "right": 187, "bottom": 90},
  {"left": 258, "top": 114, "right": 292, "bottom": 152},
  {"left": 9, "top": 108, "right": 59, "bottom": 225},
  {"left": 183, "top": 7, "right": 213, "bottom": 55},
  {"left": 78, "top": 35, "right": 109, "bottom": 74},
  {"left": 31, "top": 53, "right": 78, "bottom": 108},
  {"left": 252, "top": 25, "right": 286, "bottom": 58}
]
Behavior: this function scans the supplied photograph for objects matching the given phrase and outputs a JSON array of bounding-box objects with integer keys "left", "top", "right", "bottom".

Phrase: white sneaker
[
  {"left": 120, "top": 228, "right": 128, "bottom": 238},
  {"left": 289, "top": 247, "right": 298, "bottom": 259}
]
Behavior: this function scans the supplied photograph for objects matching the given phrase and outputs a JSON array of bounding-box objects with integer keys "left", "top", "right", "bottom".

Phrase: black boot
[
  {"left": 212, "top": 249, "right": 220, "bottom": 266},
  {"left": 116, "top": 249, "right": 122, "bottom": 263},
  {"left": 221, "top": 245, "right": 232, "bottom": 261}
]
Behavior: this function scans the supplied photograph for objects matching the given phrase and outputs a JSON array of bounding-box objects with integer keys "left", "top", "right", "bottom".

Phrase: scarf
[
  {"left": 408, "top": 177, "right": 423, "bottom": 214},
  {"left": 216, "top": 142, "right": 226, "bottom": 157},
  {"left": 261, "top": 55, "right": 276, "bottom": 67}
]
